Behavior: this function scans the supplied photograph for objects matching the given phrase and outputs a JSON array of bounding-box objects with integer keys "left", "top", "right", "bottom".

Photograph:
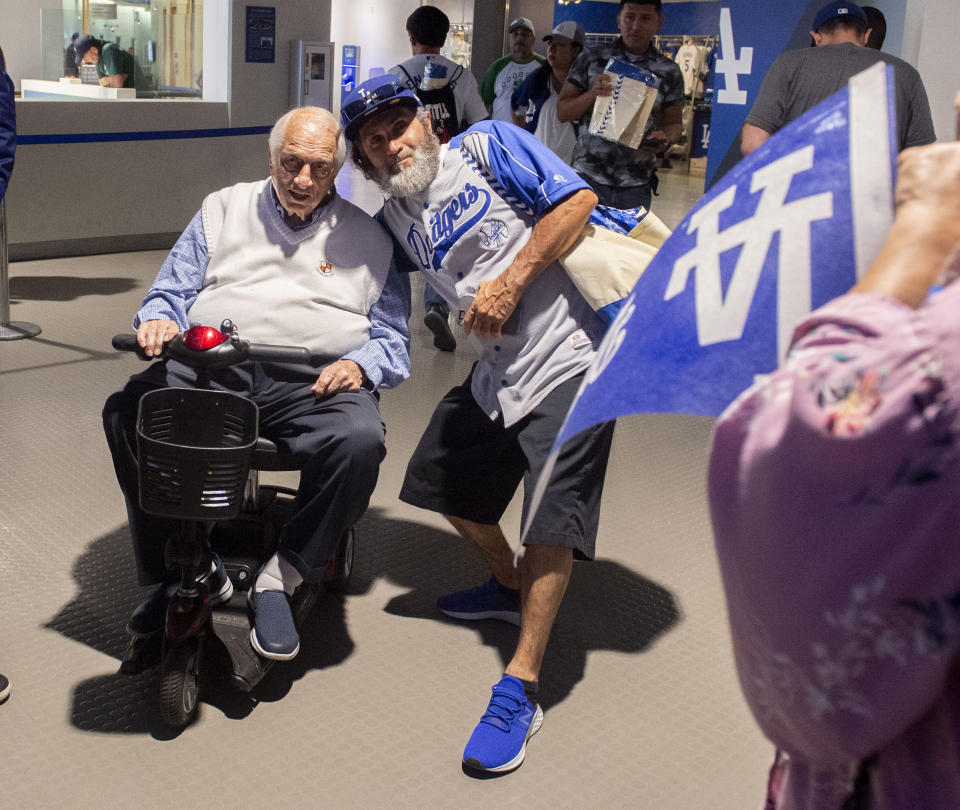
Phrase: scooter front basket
[{"left": 137, "top": 387, "right": 258, "bottom": 520}]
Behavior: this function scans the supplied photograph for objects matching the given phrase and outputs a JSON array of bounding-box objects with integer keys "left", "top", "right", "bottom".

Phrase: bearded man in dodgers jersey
[{"left": 342, "top": 75, "right": 617, "bottom": 775}]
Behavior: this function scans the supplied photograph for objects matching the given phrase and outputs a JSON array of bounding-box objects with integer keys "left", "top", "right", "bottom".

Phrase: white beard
[{"left": 375, "top": 127, "right": 441, "bottom": 198}]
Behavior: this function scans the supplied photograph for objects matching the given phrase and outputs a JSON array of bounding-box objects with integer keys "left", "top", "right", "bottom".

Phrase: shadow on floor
[
  {"left": 45, "top": 525, "right": 357, "bottom": 737},
  {"left": 47, "top": 507, "right": 679, "bottom": 735},
  {"left": 8, "top": 276, "right": 140, "bottom": 302},
  {"left": 356, "top": 510, "right": 681, "bottom": 711}
]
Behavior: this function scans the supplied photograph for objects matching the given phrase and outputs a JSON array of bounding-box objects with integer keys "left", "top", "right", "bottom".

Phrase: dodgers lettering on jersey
[
  {"left": 390, "top": 121, "right": 588, "bottom": 281},
  {"left": 429, "top": 182, "right": 491, "bottom": 269},
  {"left": 381, "top": 121, "right": 604, "bottom": 427}
]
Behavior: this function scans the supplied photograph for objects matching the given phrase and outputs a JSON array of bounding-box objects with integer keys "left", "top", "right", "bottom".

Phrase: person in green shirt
[
  {"left": 479, "top": 17, "right": 546, "bottom": 121},
  {"left": 75, "top": 34, "right": 147, "bottom": 93}
]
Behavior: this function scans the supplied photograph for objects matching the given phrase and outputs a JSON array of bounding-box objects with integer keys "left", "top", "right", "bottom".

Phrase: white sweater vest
[{"left": 188, "top": 179, "right": 391, "bottom": 359}]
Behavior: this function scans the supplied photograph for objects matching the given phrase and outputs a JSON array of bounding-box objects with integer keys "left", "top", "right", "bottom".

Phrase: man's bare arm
[
  {"left": 465, "top": 188, "right": 598, "bottom": 338},
  {"left": 741, "top": 122, "right": 771, "bottom": 156},
  {"left": 98, "top": 73, "right": 127, "bottom": 89},
  {"left": 645, "top": 104, "right": 684, "bottom": 153},
  {"left": 852, "top": 144, "right": 960, "bottom": 307},
  {"left": 557, "top": 77, "right": 612, "bottom": 123}
]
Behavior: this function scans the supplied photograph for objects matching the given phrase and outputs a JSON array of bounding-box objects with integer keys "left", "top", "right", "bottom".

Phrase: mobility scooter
[{"left": 113, "top": 319, "right": 355, "bottom": 727}]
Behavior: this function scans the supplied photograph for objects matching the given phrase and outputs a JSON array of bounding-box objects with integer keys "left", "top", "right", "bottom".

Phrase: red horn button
[{"left": 183, "top": 325, "right": 229, "bottom": 350}]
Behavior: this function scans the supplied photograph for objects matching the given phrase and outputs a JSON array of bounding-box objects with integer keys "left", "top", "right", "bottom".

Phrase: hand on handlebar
[
  {"left": 137, "top": 319, "right": 180, "bottom": 357},
  {"left": 311, "top": 359, "right": 365, "bottom": 397}
]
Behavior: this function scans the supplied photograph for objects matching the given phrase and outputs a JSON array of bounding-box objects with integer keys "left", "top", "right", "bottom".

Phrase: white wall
[
  {"left": 506, "top": 0, "right": 554, "bottom": 55},
  {"left": 330, "top": 0, "right": 419, "bottom": 112},
  {"left": 0, "top": 0, "right": 44, "bottom": 86},
  {"left": 907, "top": 0, "right": 957, "bottom": 142}
]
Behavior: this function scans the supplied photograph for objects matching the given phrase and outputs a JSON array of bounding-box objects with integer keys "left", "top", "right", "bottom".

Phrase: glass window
[{"left": 51, "top": 0, "right": 203, "bottom": 98}]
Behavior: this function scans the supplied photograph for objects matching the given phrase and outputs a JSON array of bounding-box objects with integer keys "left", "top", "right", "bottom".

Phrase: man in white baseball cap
[
  {"left": 480, "top": 17, "right": 546, "bottom": 121},
  {"left": 511, "top": 21, "right": 586, "bottom": 162}
]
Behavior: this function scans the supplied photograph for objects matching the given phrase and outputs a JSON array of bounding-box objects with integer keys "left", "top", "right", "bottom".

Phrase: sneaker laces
[{"left": 479, "top": 686, "right": 525, "bottom": 732}]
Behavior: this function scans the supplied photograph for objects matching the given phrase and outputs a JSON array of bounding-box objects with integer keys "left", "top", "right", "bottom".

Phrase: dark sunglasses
[{"left": 343, "top": 82, "right": 405, "bottom": 120}]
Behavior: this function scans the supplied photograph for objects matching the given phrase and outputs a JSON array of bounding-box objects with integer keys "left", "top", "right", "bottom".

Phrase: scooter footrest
[{"left": 209, "top": 594, "right": 267, "bottom": 691}]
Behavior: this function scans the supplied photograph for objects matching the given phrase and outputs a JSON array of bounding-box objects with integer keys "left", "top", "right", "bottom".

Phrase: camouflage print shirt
[{"left": 566, "top": 38, "right": 683, "bottom": 188}]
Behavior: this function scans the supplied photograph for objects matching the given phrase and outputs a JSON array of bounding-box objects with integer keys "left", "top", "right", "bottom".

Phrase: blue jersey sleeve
[{"left": 451, "top": 121, "right": 589, "bottom": 218}]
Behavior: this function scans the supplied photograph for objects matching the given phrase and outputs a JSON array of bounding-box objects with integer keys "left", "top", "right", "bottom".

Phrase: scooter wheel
[
  {"left": 159, "top": 636, "right": 201, "bottom": 727},
  {"left": 324, "top": 526, "right": 355, "bottom": 592}
]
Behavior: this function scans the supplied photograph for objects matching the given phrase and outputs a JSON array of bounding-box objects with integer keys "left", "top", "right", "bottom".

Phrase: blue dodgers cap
[
  {"left": 812, "top": 2, "right": 868, "bottom": 31},
  {"left": 341, "top": 75, "right": 422, "bottom": 141}
]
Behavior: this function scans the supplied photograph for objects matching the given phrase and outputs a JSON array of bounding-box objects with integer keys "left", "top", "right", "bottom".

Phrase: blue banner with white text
[{"left": 522, "top": 63, "right": 898, "bottom": 539}]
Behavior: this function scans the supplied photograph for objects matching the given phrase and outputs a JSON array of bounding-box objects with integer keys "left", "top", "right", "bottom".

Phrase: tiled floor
[{"left": 0, "top": 164, "right": 776, "bottom": 808}]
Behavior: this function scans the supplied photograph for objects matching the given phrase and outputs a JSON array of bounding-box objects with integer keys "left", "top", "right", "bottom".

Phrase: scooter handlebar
[
  {"left": 245, "top": 343, "right": 315, "bottom": 365},
  {"left": 111, "top": 333, "right": 154, "bottom": 361},
  {"left": 111, "top": 333, "right": 325, "bottom": 368},
  {"left": 111, "top": 333, "right": 142, "bottom": 352}
]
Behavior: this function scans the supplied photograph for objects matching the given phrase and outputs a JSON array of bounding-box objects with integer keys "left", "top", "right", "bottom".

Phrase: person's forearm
[
  {"left": 658, "top": 105, "right": 683, "bottom": 148},
  {"left": 663, "top": 122, "right": 683, "bottom": 147},
  {"left": 852, "top": 212, "right": 960, "bottom": 308},
  {"left": 853, "top": 144, "right": 960, "bottom": 307},
  {"left": 501, "top": 188, "right": 598, "bottom": 290},
  {"left": 134, "top": 211, "right": 207, "bottom": 329},
  {"left": 741, "top": 123, "right": 770, "bottom": 156},
  {"left": 556, "top": 85, "right": 595, "bottom": 123}
]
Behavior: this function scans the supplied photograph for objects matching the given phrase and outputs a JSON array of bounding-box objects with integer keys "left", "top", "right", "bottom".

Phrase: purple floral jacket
[{"left": 709, "top": 284, "right": 960, "bottom": 809}]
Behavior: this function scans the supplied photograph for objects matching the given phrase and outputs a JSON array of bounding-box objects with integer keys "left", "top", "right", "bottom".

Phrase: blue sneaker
[
  {"left": 249, "top": 589, "right": 300, "bottom": 660},
  {"left": 462, "top": 675, "right": 543, "bottom": 773},
  {"left": 437, "top": 576, "right": 521, "bottom": 626}
]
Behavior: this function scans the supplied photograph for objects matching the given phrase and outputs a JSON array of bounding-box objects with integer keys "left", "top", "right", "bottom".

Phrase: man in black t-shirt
[{"left": 741, "top": 2, "right": 934, "bottom": 156}]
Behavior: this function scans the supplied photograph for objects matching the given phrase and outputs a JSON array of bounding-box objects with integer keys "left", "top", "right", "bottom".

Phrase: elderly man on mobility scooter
[
  {"left": 103, "top": 106, "right": 410, "bottom": 662},
  {"left": 341, "top": 76, "right": 616, "bottom": 773}
]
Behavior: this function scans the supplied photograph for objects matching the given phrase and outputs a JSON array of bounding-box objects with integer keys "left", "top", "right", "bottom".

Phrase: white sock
[{"left": 254, "top": 553, "right": 303, "bottom": 596}]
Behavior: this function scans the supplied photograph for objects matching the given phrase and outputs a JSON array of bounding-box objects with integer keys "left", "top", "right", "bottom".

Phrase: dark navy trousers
[{"left": 102, "top": 359, "right": 385, "bottom": 585}]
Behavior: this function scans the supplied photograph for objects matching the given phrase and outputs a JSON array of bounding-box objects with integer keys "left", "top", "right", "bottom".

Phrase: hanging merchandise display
[{"left": 654, "top": 33, "right": 717, "bottom": 169}]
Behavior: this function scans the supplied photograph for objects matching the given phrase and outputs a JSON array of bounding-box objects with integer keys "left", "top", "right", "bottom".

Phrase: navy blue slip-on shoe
[
  {"left": 249, "top": 589, "right": 300, "bottom": 660},
  {"left": 437, "top": 576, "right": 521, "bottom": 626},
  {"left": 462, "top": 675, "right": 543, "bottom": 773}
]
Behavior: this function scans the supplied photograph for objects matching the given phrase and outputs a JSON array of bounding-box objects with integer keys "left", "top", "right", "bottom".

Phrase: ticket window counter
[
  {"left": 20, "top": 79, "right": 136, "bottom": 100},
  {"left": 34, "top": 0, "right": 203, "bottom": 100}
]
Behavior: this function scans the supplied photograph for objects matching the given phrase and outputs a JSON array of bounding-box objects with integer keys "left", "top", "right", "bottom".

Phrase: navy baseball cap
[
  {"left": 74, "top": 33, "right": 101, "bottom": 66},
  {"left": 341, "top": 75, "right": 421, "bottom": 141},
  {"left": 812, "top": 2, "right": 867, "bottom": 31}
]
